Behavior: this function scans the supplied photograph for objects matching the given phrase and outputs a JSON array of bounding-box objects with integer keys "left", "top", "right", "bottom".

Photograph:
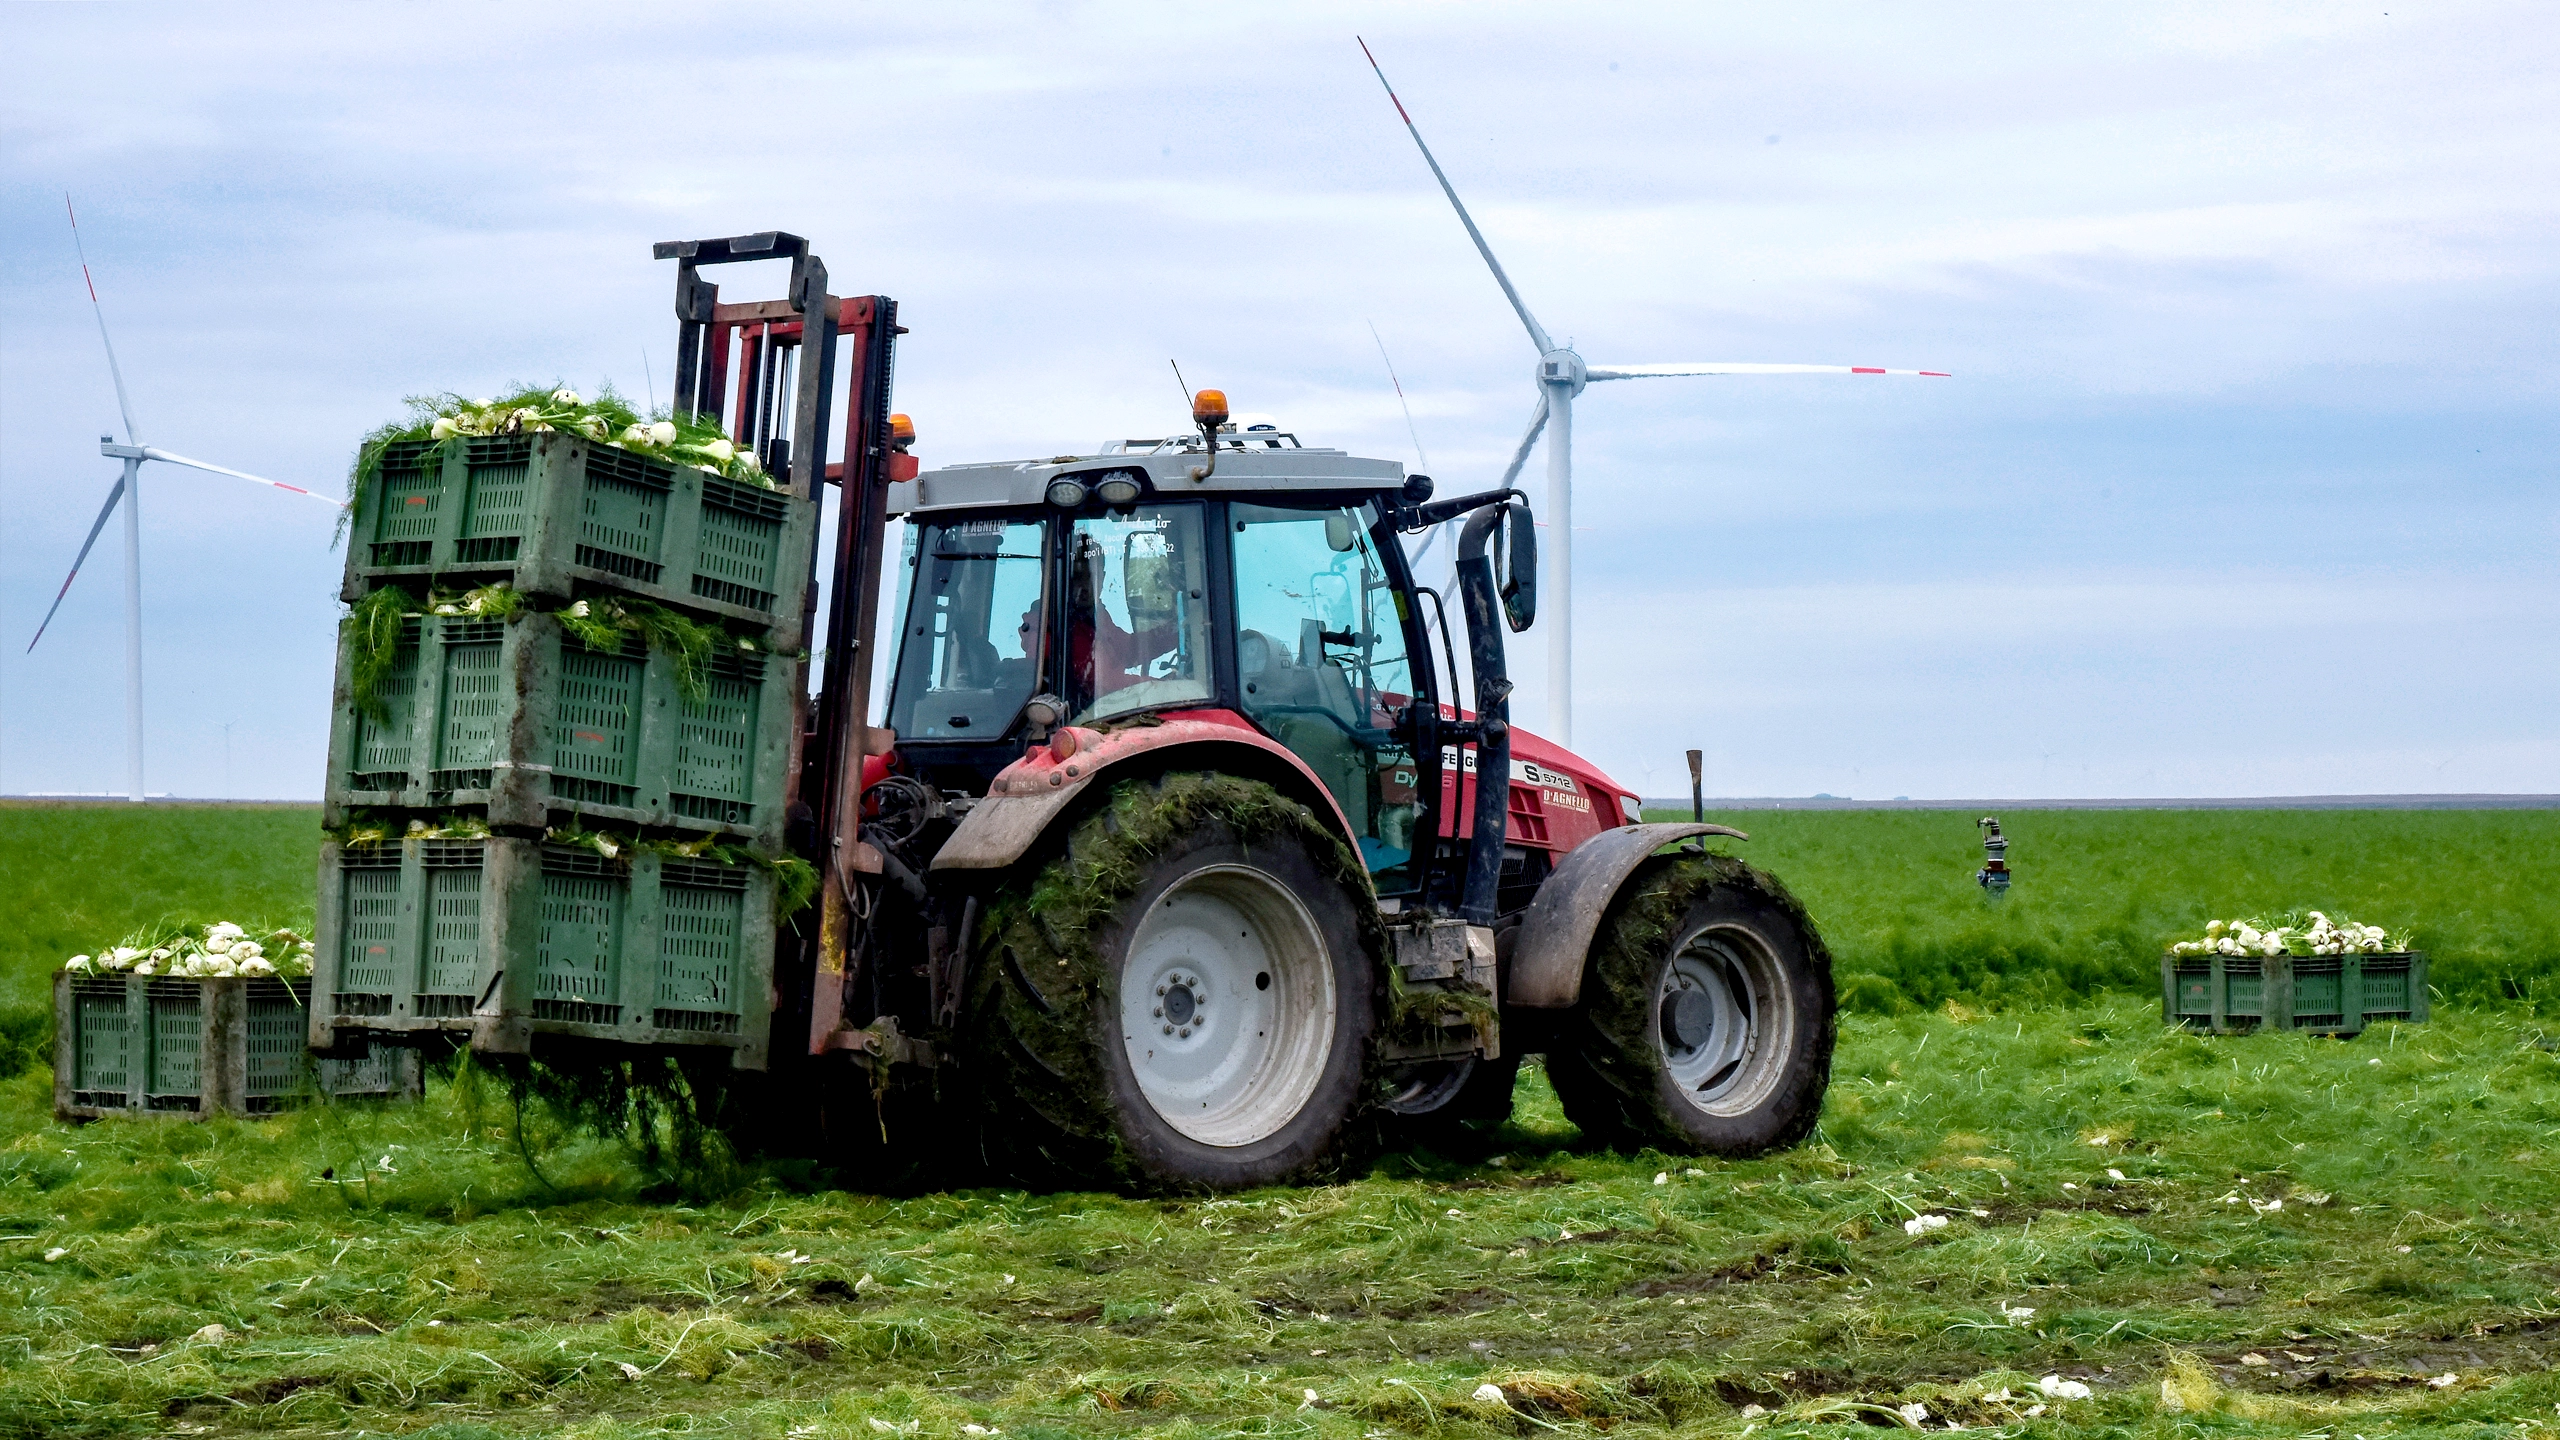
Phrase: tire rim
[
  {"left": 1655, "top": 924, "right": 1793, "bottom": 1118},
  {"left": 1381, "top": 1059, "right": 1475, "bottom": 1116},
  {"left": 1120, "top": 864, "right": 1337, "bottom": 1147}
]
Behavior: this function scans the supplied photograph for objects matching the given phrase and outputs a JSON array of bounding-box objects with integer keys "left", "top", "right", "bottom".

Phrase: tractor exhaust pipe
[{"left": 1451, "top": 494, "right": 1536, "bottom": 924}]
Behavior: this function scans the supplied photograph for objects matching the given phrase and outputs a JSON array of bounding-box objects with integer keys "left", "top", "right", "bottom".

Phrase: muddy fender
[
  {"left": 1506, "top": 822, "right": 1749, "bottom": 1008},
  {"left": 931, "top": 717, "right": 1357, "bottom": 873}
]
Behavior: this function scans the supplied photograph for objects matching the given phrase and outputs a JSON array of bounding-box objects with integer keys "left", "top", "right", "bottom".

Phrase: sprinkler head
[{"left": 1976, "top": 815, "right": 2012, "bottom": 896}]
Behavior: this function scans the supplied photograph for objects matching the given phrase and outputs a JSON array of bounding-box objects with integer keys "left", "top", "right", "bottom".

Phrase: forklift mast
[{"left": 652, "top": 231, "right": 907, "bottom": 1065}]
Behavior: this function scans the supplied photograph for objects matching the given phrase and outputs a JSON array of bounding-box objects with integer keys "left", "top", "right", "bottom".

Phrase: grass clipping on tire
[
  {"left": 1595, "top": 852, "right": 1831, "bottom": 991},
  {"left": 966, "top": 771, "right": 1381, "bottom": 1183},
  {"left": 1568, "top": 850, "right": 1836, "bottom": 1145}
]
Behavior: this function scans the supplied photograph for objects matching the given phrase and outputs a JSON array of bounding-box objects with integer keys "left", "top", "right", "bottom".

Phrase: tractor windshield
[
  {"left": 1065, "top": 505, "right": 1214, "bottom": 725},
  {"left": 1230, "top": 501, "right": 1420, "bottom": 881},
  {"left": 884, "top": 516, "right": 1048, "bottom": 741}
]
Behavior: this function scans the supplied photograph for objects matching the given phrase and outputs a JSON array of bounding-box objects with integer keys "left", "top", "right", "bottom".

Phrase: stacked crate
[
  {"left": 313, "top": 430, "right": 816, "bottom": 1070},
  {"left": 55, "top": 973, "right": 420, "bottom": 1121},
  {"left": 341, "top": 434, "right": 811, "bottom": 635}
]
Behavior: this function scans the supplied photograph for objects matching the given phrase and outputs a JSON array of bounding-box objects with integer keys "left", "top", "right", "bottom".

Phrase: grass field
[
  {"left": 3, "top": 803, "right": 2557, "bottom": 1437},
  {"left": 1645, "top": 807, "right": 2560, "bottom": 1013},
  {"left": 0, "top": 803, "right": 321, "bottom": 1012},
  {"left": 7, "top": 802, "right": 2554, "bottom": 1018}
]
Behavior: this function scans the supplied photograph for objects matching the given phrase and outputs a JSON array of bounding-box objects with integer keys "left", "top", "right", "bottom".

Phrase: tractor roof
[{"left": 892, "top": 434, "right": 1405, "bottom": 517}]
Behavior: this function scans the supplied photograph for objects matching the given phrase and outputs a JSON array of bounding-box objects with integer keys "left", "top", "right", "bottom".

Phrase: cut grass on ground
[{"left": 4, "top": 997, "right": 2557, "bottom": 1438}]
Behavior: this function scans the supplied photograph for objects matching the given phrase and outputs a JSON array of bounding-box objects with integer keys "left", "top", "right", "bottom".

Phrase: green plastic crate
[
  {"left": 322, "top": 611, "right": 801, "bottom": 845},
  {"left": 343, "top": 433, "right": 818, "bottom": 642},
  {"left": 2161, "top": 951, "right": 2429, "bottom": 1036},
  {"left": 54, "top": 974, "right": 420, "bottom": 1121},
  {"left": 309, "top": 834, "right": 777, "bottom": 1068}
]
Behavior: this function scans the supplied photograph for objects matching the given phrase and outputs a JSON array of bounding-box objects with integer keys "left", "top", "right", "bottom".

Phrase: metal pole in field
[
  {"left": 1688, "top": 748, "right": 1704, "bottom": 825},
  {"left": 1546, "top": 381, "right": 1573, "bottom": 746},
  {"left": 119, "top": 453, "right": 144, "bottom": 803}
]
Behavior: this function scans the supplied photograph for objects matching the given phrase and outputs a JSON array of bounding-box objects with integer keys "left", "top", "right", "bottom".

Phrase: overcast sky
[{"left": 3, "top": 2, "right": 2555, "bottom": 801}]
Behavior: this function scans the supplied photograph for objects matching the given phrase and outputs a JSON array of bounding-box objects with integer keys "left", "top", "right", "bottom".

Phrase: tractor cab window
[
  {"left": 1230, "top": 502, "right": 1421, "bottom": 884},
  {"left": 885, "top": 516, "right": 1048, "bottom": 741},
  {"left": 1066, "top": 505, "right": 1214, "bottom": 725}
]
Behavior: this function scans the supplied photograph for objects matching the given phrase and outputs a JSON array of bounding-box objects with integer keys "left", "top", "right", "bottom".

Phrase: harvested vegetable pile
[
  {"left": 59, "top": 920, "right": 313, "bottom": 979},
  {"left": 2166, "top": 911, "right": 2411, "bottom": 958},
  {"left": 344, "top": 382, "right": 778, "bottom": 535}
]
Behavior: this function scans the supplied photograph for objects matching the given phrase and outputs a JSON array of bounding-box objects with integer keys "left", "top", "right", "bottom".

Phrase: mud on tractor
[{"left": 321, "top": 234, "right": 1836, "bottom": 1192}]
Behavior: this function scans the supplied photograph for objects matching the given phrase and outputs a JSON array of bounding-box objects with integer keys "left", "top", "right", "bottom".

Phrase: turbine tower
[
  {"left": 1360, "top": 41, "right": 1946, "bottom": 747},
  {"left": 27, "top": 197, "right": 342, "bottom": 801}
]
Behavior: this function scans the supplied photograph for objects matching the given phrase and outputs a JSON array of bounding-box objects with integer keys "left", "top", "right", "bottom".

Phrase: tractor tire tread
[
  {"left": 1547, "top": 854, "right": 1835, "bottom": 1157},
  {"left": 958, "top": 770, "right": 1384, "bottom": 1192}
]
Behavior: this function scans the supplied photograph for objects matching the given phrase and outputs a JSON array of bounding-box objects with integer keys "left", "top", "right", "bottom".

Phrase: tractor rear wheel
[
  {"left": 1545, "top": 855, "right": 1834, "bottom": 1156},
  {"left": 961, "top": 773, "right": 1379, "bottom": 1191}
]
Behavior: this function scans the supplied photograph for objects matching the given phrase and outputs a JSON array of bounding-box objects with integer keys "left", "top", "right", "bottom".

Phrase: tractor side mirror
[
  {"left": 1323, "top": 512, "right": 1358, "bottom": 552},
  {"left": 1500, "top": 502, "right": 1537, "bottom": 633}
]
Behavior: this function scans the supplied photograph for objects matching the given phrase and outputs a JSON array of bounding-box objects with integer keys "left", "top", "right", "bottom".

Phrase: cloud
[{"left": 4, "top": 2, "right": 2555, "bottom": 797}]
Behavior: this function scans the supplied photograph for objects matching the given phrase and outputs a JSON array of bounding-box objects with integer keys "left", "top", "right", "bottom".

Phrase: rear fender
[
  {"left": 928, "top": 712, "right": 1361, "bottom": 874},
  {"left": 1506, "top": 822, "right": 1750, "bottom": 1008}
]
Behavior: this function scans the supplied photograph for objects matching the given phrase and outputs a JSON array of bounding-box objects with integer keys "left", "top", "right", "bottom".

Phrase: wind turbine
[
  {"left": 26, "top": 197, "right": 343, "bottom": 802},
  {"left": 1359, "top": 41, "right": 1947, "bottom": 748}
]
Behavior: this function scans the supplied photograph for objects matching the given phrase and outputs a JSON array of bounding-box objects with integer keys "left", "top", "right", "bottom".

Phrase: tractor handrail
[{"left": 1451, "top": 499, "right": 1524, "bottom": 924}]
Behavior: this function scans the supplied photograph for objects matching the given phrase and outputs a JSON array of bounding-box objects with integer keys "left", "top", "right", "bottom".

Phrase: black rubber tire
[
  {"left": 960, "top": 773, "right": 1381, "bottom": 1192},
  {"left": 1377, "top": 1052, "right": 1523, "bottom": 1157},
  {"left": 1545, "top": 855, "right": 1834, "bottom": 1156}
]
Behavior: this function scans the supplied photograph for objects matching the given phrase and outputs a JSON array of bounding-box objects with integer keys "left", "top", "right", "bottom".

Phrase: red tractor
[{"left": 640, "top": 235, "right": 1832, "bottom": 1190}]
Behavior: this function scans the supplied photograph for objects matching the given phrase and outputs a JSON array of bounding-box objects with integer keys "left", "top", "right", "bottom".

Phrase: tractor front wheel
[
  {"left": 962, "top": 774, "right": 1379, "bottom": 1191},
  {"left": 1545, "top": 855, "right": 1834, "bottom": 1156}
]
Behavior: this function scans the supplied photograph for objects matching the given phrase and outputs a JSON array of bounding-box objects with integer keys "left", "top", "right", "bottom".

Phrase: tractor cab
[
  {"left": 870, "top": 414, "right": 1829, "bottom": 1194},
  {"left": 883, "top": 434, "right": 1447, "bottom": 894}
]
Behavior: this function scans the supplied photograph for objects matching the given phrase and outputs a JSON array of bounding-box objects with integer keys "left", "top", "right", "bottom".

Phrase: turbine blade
[
  {"left": 1409, "top": 390, "right": 1547, "bottom": 574},
  {"left": 67, "top": 194, "right": 141, "bottom": 444},
  {"left": 142, "top": 447, "right": 346, "bottom": 506},
  {"left": 1585, "top": 362, "right": 1953, "bottom": 379},
  {"left": 1358, "top": 38, "right": 1555, "bottom": 355},
  {"left": 1496, "top": 390, "right": 1552, "bottom": 491},
  {"left": 1366, "top": 319, "right": 1429, "bottom": 473},
  {"left": 26, "top": 475, "right": 126, "bottom": 652}
]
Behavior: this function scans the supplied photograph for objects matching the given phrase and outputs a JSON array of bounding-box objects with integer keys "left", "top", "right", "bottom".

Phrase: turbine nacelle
[{"left": 1360, "top": 41, "right": 1946, "bottom": 747}]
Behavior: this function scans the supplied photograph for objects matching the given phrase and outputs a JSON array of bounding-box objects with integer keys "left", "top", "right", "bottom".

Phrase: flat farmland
[{"left": 0, "top": 802, "right": 2554, "bottom": 1438}]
